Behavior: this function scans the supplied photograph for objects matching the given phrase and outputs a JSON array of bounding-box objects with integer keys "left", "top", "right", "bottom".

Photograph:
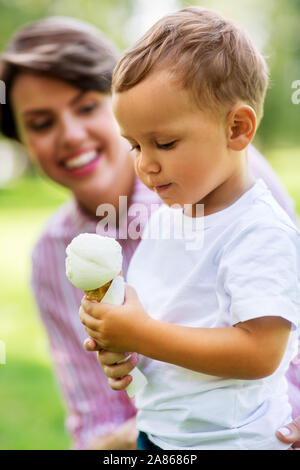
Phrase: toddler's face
[{"left": 113, "top": 70, "right": 237, "bottom": 215}]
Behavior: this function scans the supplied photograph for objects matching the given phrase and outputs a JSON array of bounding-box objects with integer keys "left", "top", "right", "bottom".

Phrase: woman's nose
[{"left": 59, "top": 114, "right": 88, "bottom": 149}]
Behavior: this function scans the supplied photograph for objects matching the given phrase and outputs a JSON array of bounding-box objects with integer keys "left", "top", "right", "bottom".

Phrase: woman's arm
[{"left": 87, "top": 417, "right": 138, "bottom": 450}]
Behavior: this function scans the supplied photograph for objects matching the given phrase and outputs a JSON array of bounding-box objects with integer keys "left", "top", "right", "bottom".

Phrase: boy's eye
[
  {"left": 130, "top": 144, "right": 141, "bottom": 152},
  {"left": 157, "top": 141, "right": 176, "bottom": 149}
]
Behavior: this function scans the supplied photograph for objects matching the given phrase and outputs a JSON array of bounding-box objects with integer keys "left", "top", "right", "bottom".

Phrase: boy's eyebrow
[
  {"left": 121, "top": 134, "right": 138, "bottom": 144},
  {"left": 121, "top": 131, "right": 177, "bottom": 140},
  {"left": 23, "top": 90, "right": 87, "bottom": 117}
]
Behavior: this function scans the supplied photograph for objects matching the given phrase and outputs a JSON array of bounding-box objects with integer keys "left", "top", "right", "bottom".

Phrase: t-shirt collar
[{"left": 181, "top": 179, "right": 268, "bottom": 230}]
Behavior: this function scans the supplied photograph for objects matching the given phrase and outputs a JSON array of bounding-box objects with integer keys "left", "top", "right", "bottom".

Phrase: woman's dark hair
[{"left": 0, "top": 16, "right": 119, "bottom": 139}]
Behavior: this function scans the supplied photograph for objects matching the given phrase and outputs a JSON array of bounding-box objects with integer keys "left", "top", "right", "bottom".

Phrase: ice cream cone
[
  {"left": 84, "top": 279, "right": 113, "bottom": 302},
  {"left": 66, "top": 234, "right": 148, "bottom": 396}
]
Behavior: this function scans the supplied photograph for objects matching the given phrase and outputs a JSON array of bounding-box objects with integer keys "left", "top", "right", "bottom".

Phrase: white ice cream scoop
[
  {"left": 65, "top": 233, "right": 122, "bottom": 290},
  {"left": 65, "top": 233, "right": 147, "bottom": 397}
]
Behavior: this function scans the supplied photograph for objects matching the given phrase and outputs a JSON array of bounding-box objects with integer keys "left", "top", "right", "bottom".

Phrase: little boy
[{"left": 80, "top": 7, "right": 300, "bottom": 449}]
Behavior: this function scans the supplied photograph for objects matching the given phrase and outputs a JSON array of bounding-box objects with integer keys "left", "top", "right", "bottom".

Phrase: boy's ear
[{"left": 226, "top": 104, "right": 257, "bottom": 151}]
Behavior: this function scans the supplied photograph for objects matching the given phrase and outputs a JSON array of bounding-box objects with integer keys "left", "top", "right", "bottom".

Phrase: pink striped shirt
[{"left": 31, "top": 148, "right": 299, "bottom": 449}]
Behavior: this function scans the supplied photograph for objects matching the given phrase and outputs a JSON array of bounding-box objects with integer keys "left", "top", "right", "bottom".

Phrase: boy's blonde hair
[{"left": 113, "top": 7, "right": 269, "bottom": 122}]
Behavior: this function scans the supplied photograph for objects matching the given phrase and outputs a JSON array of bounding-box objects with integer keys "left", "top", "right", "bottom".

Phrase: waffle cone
[{"left": 84, "top": 279, "right": 113, "bottom": 302}]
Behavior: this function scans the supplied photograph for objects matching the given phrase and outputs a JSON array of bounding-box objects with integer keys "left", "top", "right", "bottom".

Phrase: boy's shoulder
[
  {"left": 218, "top": 180, "right": 300, "bottom": 262},
  {"left": 231, "top": 179, "right": 298, "bottom": 236}
]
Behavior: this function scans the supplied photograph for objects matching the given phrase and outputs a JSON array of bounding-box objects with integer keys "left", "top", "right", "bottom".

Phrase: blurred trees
[
  {"left": 259, "top": 0, "right": 300, "bottom": 149},
  {"left": 0, "top": 0, "right": 135, "bottom": 50},
  {"left": 184, "top": 0, "right": 300, "bottom": 149},
  {"left": 0, "top": 0, "right": 299, "bottom": 149}
]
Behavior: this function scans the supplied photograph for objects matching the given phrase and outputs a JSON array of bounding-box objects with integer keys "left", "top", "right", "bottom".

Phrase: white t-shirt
[{"left": 127, "top": 179, "right": 300, "bottom": 450}]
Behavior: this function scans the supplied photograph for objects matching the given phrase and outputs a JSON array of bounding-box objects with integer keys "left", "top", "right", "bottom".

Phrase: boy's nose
[{"left": 136, "top": 150, "right": 161, "bottom": 175}]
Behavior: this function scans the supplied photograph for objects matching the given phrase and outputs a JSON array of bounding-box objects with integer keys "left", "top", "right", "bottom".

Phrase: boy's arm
[
  {"left": 136, "top": 315, "right": 291, "bottom": 379},
  {"left": 80, "top": 224, "right": 298, "bottom": 380},
  {"left": 80, "top": 286, "right": 291, "bottom": 380}
]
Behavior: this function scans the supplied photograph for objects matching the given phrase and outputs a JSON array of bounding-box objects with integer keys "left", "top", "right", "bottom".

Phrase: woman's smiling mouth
[{"left": 61, "top": 149, "right": 103, "bottom": 176}]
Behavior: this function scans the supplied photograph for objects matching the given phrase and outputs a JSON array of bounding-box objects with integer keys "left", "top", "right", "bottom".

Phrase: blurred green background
[{"left": 0, "top": 0, "right": 299, "bottom": 450}]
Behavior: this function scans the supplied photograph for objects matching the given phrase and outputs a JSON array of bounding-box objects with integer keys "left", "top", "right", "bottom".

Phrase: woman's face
[{"left": 11, "top": 73, "right": 133, "bottom": 212}]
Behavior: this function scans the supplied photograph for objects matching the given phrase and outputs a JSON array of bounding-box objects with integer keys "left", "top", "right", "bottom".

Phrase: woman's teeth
[{"left": 64, "top": 150, "right": 99, "bottom": 169}]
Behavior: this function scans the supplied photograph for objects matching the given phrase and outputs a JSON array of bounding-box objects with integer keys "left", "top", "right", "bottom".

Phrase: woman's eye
[
  {"left": 157, "top": 141, "right": 176, "bottom": 149},
  {"left": 78, "top": 102, "right": 99, "bottom": 114},
  {"left": 27, "top": 119, "right": 53, "bottom": 132}
]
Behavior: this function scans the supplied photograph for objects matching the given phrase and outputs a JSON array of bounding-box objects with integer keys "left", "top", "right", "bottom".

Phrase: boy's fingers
[
  {"left": 108, "top": 375, "right": 133, "bottom": 391},
  {"left": 97, "top": 350, "right": 132, "bottom": 366},
  {"left": 124, "top": 284, "right": 139, "bottom": 303},
  {"left": 79, "top": 306, "right": 100, "bottom": 330},
  {"left": 102, "top": 359, "right": 136, "bottom": 379},
  {"left": 84, "top": 337, "right": 101, "bottom": 351},
  {"left": 81, "top": 296, "right": 108, "bottom": 318},
  {"left": 276, "top": 416, "right": 300, "bottom": 444},
  {"left": 84, "top": 327, "right": 101, "bottom": 342},
  {"left": 80, "top": 298, "right": 96, "bottom": 316}
]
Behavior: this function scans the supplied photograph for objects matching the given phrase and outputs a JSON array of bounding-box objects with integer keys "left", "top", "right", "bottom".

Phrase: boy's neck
[{"left": 189, "top": 151, "right": 255, "bottom": 217}]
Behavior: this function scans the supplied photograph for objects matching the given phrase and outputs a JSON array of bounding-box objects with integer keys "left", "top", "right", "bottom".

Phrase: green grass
[
  {"left": 0, "top": 174, "right": 71, "bottom": 450},
  {"left": 0, "top": 359, "right": 70, "bottom": 450},
  {"left": 0, "top": 149, "right": 299, "bottom": 450},
  {"left": 0, "top": 170, "right": 69, "bottom": 208}
]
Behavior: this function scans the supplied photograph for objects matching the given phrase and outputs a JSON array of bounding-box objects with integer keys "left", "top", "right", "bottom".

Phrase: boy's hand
[
  {"left": 83, "top": 330, "right": 139, "bottom": 391},
  {"left": 97, "top": 350, "right": 138, "bottom": 391},
  {"left": 79, "top": 284, "right": 150, "bottom": 352}
]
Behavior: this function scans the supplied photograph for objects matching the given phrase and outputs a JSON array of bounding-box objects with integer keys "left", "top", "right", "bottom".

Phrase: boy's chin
[{"left": 164, "top": 199, "right": 184, "bottom": 209}]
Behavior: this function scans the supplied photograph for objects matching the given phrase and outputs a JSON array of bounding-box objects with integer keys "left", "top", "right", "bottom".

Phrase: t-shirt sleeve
[{"left": 218, "top": 223, "right": 300, "bottom": 329}]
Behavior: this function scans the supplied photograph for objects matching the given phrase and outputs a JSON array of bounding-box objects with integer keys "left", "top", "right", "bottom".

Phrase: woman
[{"left": 0, "top": 16, "right": 299, "bottom": 449}]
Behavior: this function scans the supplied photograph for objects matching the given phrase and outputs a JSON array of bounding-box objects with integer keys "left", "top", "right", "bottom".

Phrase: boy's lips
[{"left": 153, "top": 182, "right": 173, "bottom": 194}]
